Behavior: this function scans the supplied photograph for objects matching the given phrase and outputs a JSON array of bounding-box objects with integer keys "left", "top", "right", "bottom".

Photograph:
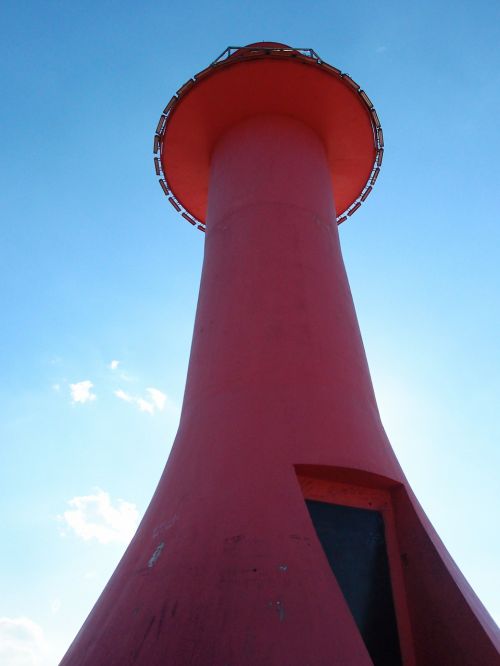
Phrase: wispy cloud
[
  {"left": 376, "top": 45, "right": 388, "bottom": 54},
  {"left": 109, "top": 360, "right": 120, "bottom": 370},
  {"left": 0, "top": 617, "right": 46, "bottom": 666},
  {"left": 69, "top": 380, "right": 96, "bottom": 404},
  {"left": 114, "top": 388, "right": 134, "bottom": 403},
  {"left": 146, "top": 387, "right": 167, "bottom": 411},
  {"left": 136, "top": 397, "right": 155, "bottom": 414},
  {"left": 114, "top": 387, "right": 175, "bottom": 416},
  {"left": 59, "top": 489, "right": 139, "bottom": 544}
]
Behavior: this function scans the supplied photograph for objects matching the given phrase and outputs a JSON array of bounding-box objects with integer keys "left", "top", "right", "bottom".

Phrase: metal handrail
[{"left": 153, "top": 45, "right": 383, "bottom": 233}]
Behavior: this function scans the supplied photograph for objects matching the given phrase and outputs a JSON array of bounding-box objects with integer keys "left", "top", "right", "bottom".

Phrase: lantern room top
[{"left": 153, "top": 43, "right": 384, "bottom": 232}]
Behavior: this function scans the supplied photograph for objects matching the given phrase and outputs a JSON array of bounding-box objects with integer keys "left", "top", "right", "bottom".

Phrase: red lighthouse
[{"left": 60, "top": 43, "right": 499, "bottom": 665}]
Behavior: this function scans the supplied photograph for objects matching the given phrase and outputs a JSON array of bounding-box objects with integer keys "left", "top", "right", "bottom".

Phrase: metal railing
[{"left": 153, "top": 45, "right": 383, "bottom": 233}]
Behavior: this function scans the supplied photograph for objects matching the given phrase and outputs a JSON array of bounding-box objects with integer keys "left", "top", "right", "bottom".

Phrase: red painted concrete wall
[{"left": 60, "top": 115, "right": 499, "bottom": 665}]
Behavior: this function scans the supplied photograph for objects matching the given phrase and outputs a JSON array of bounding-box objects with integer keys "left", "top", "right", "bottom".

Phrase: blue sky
[{"left": 1, "top": 1, "right": 499, "bottom": 663}]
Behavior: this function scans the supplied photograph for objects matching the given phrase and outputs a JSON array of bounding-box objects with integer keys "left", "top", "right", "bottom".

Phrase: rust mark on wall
[{"left": 148, "top": 542, "right": 165, "bottom": 568}]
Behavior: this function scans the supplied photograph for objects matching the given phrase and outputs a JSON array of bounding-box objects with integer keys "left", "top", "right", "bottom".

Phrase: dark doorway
[{"left": 306, "top": 499, "right": 403, "bottom": 665}]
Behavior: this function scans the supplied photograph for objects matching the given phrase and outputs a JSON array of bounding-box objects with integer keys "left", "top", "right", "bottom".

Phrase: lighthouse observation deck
[{"left": 153, "top": 43, "right": 384, "bottom": 233}]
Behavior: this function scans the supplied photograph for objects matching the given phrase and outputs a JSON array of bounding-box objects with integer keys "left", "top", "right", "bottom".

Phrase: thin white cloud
[
  {"left": 114, "top": 388, "right": 153, "bottom": 413},
  {"left": 114, "top": 389, "right": 134, "bottom": 403},
  {"left": 114, "top": 386, "right": 175, "bottom": 416},
  {"left": 59, "top": 489, "right": 139, "bottom": 544},
  {"left": 69, "top": 380, "right": 96, "bottom": 404},
  {"left": 52, "top": 383, "right": 60, "bottom": 392},
  {"left": 136, "top": 397, "right": 155, "bottom": 414},
  {"left": 146, "top": 387, "right": 167, "bottom": 411},
  {"left": 109, "top": 360, "right": 120, "bottom": 370},
  {"left": 0, "top": 617, "right": 46, "bottom": 666}
]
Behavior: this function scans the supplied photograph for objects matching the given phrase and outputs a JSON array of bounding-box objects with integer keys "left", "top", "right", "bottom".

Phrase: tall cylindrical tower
[{"left": 60, "top": 44, "right": 499, "bottom": 666}]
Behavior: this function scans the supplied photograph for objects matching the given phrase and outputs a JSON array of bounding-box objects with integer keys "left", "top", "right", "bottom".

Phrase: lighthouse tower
[{"left": 60, "top": 43, "right": 500, "bottom": 665}]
